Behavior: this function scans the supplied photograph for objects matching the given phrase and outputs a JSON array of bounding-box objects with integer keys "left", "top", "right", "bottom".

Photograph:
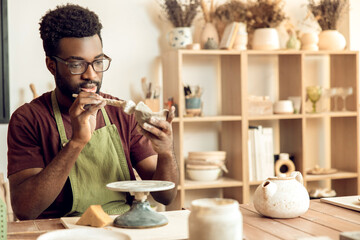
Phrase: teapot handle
[{"left": 290, "top": 171, "right": 303, "bottom": 185}]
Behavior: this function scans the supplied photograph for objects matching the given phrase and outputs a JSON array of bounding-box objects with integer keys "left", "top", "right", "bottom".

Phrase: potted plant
[
  {"left": 246, "top": 0, "right": 287, "bottom": 50},
  {"left": 307, "top": 0, "right": 348, "bottom": 50},
  {"left": 160, "top": 0, "right": 200, "bottom": 48}
]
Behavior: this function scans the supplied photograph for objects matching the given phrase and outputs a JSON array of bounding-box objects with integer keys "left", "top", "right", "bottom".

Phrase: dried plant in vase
[
  {"left": 160, "top": 0, "right": 200, "bottom": 27},
  {"left": 307, "top": 0, "right": 348, "bottom": 31},
  {"left": 246, "top": 0, "right": 287, "bottom": 50},
  {"left": 307, "top": 0, "right": 348, "bottom": 50},
  {"left": 199, "top": 0, "right": 220, "bottom": 48}
]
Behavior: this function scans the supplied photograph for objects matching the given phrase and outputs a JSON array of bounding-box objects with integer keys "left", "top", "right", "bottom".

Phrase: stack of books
[{"left": 248, "top": 126, "right": 275, "bottom": 181}]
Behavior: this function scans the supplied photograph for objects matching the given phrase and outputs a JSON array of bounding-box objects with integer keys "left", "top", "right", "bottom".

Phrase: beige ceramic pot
[
  {"left": 318, "top": 30, "right": 346, "bottom": 51},
  {"left": 252, "top": 28, "right": 280, "bottom": 50},
  {"left": 189, "top": 198, "right": 242, "bottom": 240},
  {"left": 253, "top": 171, "right": 309, "bottom": 218}
]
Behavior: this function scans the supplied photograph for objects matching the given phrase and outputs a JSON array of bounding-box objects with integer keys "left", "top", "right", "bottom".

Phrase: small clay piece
[
  {"left": 307, "top": 165, "right": 337, "bottom": 175},
  {"left": 134, "top": 101, "right": 168, "bottom": 126},
  {"left": 204, "top": 38, "right": 218, "bottom": 49}
]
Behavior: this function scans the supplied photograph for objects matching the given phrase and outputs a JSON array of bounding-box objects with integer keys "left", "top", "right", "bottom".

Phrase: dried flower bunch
[
  {"left": 160, "top": 0, "right": 200, "bottom": 27},
  {"left": 213, "top": 0, "right": 248, "bottom": 24},
  {"left": 307, "top": 0, "right": 348, "bottom": 30},
  {"left": 200, "top": 0, "right": 215, "bottom": 23},
  {"left": 246, "top": 0, "right": 287, "bottom": 31}
]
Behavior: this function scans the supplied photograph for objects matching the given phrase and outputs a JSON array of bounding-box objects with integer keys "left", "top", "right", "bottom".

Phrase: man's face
[{"left": 54, "top": 35, "right": 104, "bottom": 98}]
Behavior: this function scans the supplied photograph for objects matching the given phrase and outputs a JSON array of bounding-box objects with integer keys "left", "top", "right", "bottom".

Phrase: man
[{"left": 7, "top": 4, "right": 179, "bottom": 220}]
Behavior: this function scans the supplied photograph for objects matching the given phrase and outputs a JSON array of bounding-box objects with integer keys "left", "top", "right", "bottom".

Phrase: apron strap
[
  {"left": 101, "top": 107, "right": 111, "bottom": 126},
  {"left": 51, "top": 91, "right": 68, "bottom": 145}
]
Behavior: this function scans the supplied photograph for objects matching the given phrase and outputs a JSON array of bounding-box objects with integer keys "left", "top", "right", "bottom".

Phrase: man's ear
[{"left": 46, "top": 57, "right": 56, "bottom": 76}]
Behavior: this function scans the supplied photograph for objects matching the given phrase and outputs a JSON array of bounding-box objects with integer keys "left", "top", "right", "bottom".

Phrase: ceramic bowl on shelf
[
  {"left": 188, "top": 151, "right": 226, "bottom": 162},
  {"left": 186, "top": 165, "right": 221, "bottom": 181},
  {"left": 273, "top": 100, "right": 294, "bottom": 114}
]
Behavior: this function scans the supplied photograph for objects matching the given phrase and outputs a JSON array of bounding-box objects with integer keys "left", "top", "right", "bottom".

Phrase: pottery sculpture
[
  {"left": 253, "top": 171, "right": 310, "bottom": 218},
  {"left": 134, "top": 101, "right": 168, "bottom": 126}
]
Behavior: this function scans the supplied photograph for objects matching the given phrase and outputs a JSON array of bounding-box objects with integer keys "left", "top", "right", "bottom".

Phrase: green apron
[{"left": 51, "top": 91, "right": 131, "bottom": 216}]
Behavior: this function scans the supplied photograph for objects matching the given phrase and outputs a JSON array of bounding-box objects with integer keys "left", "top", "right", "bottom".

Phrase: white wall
[{"left": 1, "top": 0, "right": 358, "bottom": 178}]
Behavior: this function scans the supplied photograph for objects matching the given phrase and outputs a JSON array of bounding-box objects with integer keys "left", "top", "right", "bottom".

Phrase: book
[
  {"left": 248, "top": 126, "right": 275, "bottom": 181},
  {"left": 219, "top": 22, "right": 240, "bottom": 49}
]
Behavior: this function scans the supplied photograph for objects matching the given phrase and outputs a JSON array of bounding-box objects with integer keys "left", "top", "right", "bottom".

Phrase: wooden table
[{"left": 7, "top": 200, "right": 360, "bottom": 240}]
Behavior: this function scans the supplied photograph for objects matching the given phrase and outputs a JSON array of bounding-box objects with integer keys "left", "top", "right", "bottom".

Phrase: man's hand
[
  {"left": 137, "top": 106, "right": 176, "bottom": 155},
  {"left": 136, "top": 106, "right": 179, "bottom": 205},
  {"left": 69, "top": 92, "right": 106, "bottom": 146}
]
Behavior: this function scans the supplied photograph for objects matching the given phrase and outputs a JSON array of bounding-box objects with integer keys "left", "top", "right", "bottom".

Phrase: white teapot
[{"left": 253, "top": 171, "right": 309, "bottom": 218}]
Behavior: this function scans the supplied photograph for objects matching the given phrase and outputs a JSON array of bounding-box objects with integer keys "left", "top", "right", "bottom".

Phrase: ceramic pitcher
[
  {"left": 253, "top": 171, "right": 310, "bottom": 218},
  {"left": 167, "top": 27, "right": 193, "bottom": 49}
]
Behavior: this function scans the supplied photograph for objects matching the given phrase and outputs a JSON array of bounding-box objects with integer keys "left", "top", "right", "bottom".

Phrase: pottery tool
[
  {"left": 29, "top": 83, "right": 39, "bottom": 98},
  {"left": 72, "top": 94, "right": 136, "bottom": 114}
]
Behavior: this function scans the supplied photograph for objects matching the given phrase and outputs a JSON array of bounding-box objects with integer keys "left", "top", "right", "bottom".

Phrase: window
[{"left": 0, "top": 0, "right": 9, "bottom": 123}]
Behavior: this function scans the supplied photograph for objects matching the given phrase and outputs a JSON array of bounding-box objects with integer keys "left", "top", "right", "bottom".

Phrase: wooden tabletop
[{"left": 7, "top": 200, "right": 360, "bottom": 240}]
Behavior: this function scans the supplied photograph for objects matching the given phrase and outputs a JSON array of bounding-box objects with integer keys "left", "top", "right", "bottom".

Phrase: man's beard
[{"left": 55, "top": 69, "right": 102, "bottom": 98}]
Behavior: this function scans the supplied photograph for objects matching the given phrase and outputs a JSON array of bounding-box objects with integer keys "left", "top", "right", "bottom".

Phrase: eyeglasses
[{"left": 52, "top": 55, "right": 112, "bottom": 75}]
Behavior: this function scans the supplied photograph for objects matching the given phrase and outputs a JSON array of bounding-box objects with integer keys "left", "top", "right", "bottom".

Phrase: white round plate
[
  {"left": 37, "top": 228, "right": 131, "bottom": 240},
  {"left": 106, "top": 180, "right": 175, "bottom": 192}
]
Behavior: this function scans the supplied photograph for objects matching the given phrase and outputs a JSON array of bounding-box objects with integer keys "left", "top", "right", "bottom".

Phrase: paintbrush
[{"left": 72, "top": 94, "right": 136, "bottom": 114}]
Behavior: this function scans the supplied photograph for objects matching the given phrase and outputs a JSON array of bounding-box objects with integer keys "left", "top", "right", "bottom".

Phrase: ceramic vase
[
  {"left": 200, "top": 22, "right": 219, "bottom": 49},
  {"left": 300, "top": 32, "right": 319, "bottom": 51},
  {"left": 167, "top": 27, "right": 193, "bottom": 49},
  {"left": 233, "top": 22, "right": 248, "bottom": 50},
  {"left": 189, "top": 198, "right": 242, "bottom": 240},
  {"left": 318, "top": 30, "right": 346, "bottom": 51},
  {"left": 252, "top": 28, "right": 280, "bottom": 50}
]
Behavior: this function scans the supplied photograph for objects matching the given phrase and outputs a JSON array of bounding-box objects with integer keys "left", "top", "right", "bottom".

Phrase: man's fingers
[{"left": 166, "top": 106, "right": 176, "bottom": 123}]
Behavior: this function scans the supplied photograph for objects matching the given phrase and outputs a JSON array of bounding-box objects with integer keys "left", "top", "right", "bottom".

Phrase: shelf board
[
  {"left": 176, "top": 49, "right": 358, "bottom": 56},
  {"left": 248, "top": 171, "right": 358, "bottom": 185},
  {"left": 173, "top": 115, "right": 242, "bottom": 123},
  {"left": 247, "top": 111, "right": 358, "bottom": 121},
  {"left": 249, "top": 114, "right": 302, "bottom": 120},
  {"left": 305, "top": 171, "right": 358, "bottom": 181},
  {"left": 181, "top": 177, "right": 243, "bottom": 190},
  {"left": 305, "top": 111, "right": 358, "bottom": 118}
]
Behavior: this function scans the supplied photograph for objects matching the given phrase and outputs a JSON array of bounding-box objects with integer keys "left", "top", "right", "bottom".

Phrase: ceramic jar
[
  {"left": 318, "top": 30, "right": 346, "bottom": 51},
  {"left": 167, "top": 27, "right": 193, "bottom": 49},
  {"left": 189, "top": 198, "right": 242, "bottom": 240},
  {"left": 300, "top": 32, "right": 319, "bottom": 51},
  {"left": 253, "top": 171, "right": 310, "bottom": 218},
  {"left": 252, "top": 28, "right": 280, "bottom": 50}
]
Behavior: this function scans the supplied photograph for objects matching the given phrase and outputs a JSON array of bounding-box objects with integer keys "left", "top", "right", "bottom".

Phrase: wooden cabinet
[{"left": 162, "top": 50, "right": 359, "bottom": 210}]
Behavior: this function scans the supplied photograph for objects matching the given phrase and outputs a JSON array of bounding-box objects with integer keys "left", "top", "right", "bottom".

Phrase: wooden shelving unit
[{"left": 162, "top": 49, "right": 360, "bottom": 210}]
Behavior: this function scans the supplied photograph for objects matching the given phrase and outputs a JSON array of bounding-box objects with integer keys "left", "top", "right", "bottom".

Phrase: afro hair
[{"left": 39, "top": 4, "right": 103, "bottom": 56}]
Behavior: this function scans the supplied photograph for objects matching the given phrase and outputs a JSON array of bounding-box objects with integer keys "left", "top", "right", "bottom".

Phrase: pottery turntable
[{"left": 106, "top": 180, "right": 175, "bottom": 228}]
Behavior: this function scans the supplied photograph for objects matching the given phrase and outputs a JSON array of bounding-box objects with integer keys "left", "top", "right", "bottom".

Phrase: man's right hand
[{"left": 69, "top": 92, "right": 106, "bottom": 146}]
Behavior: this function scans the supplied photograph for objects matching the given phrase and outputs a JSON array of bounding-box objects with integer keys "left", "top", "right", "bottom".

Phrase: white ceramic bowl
[
  {"left": 188, "top": 151, "right": 226, "bottom": 162},
  {"left": 273, "top": 100, "right": 294, "bottom": 114},
  {"left": 186, "top": 165, "right": 221, "bottom": 181}
]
